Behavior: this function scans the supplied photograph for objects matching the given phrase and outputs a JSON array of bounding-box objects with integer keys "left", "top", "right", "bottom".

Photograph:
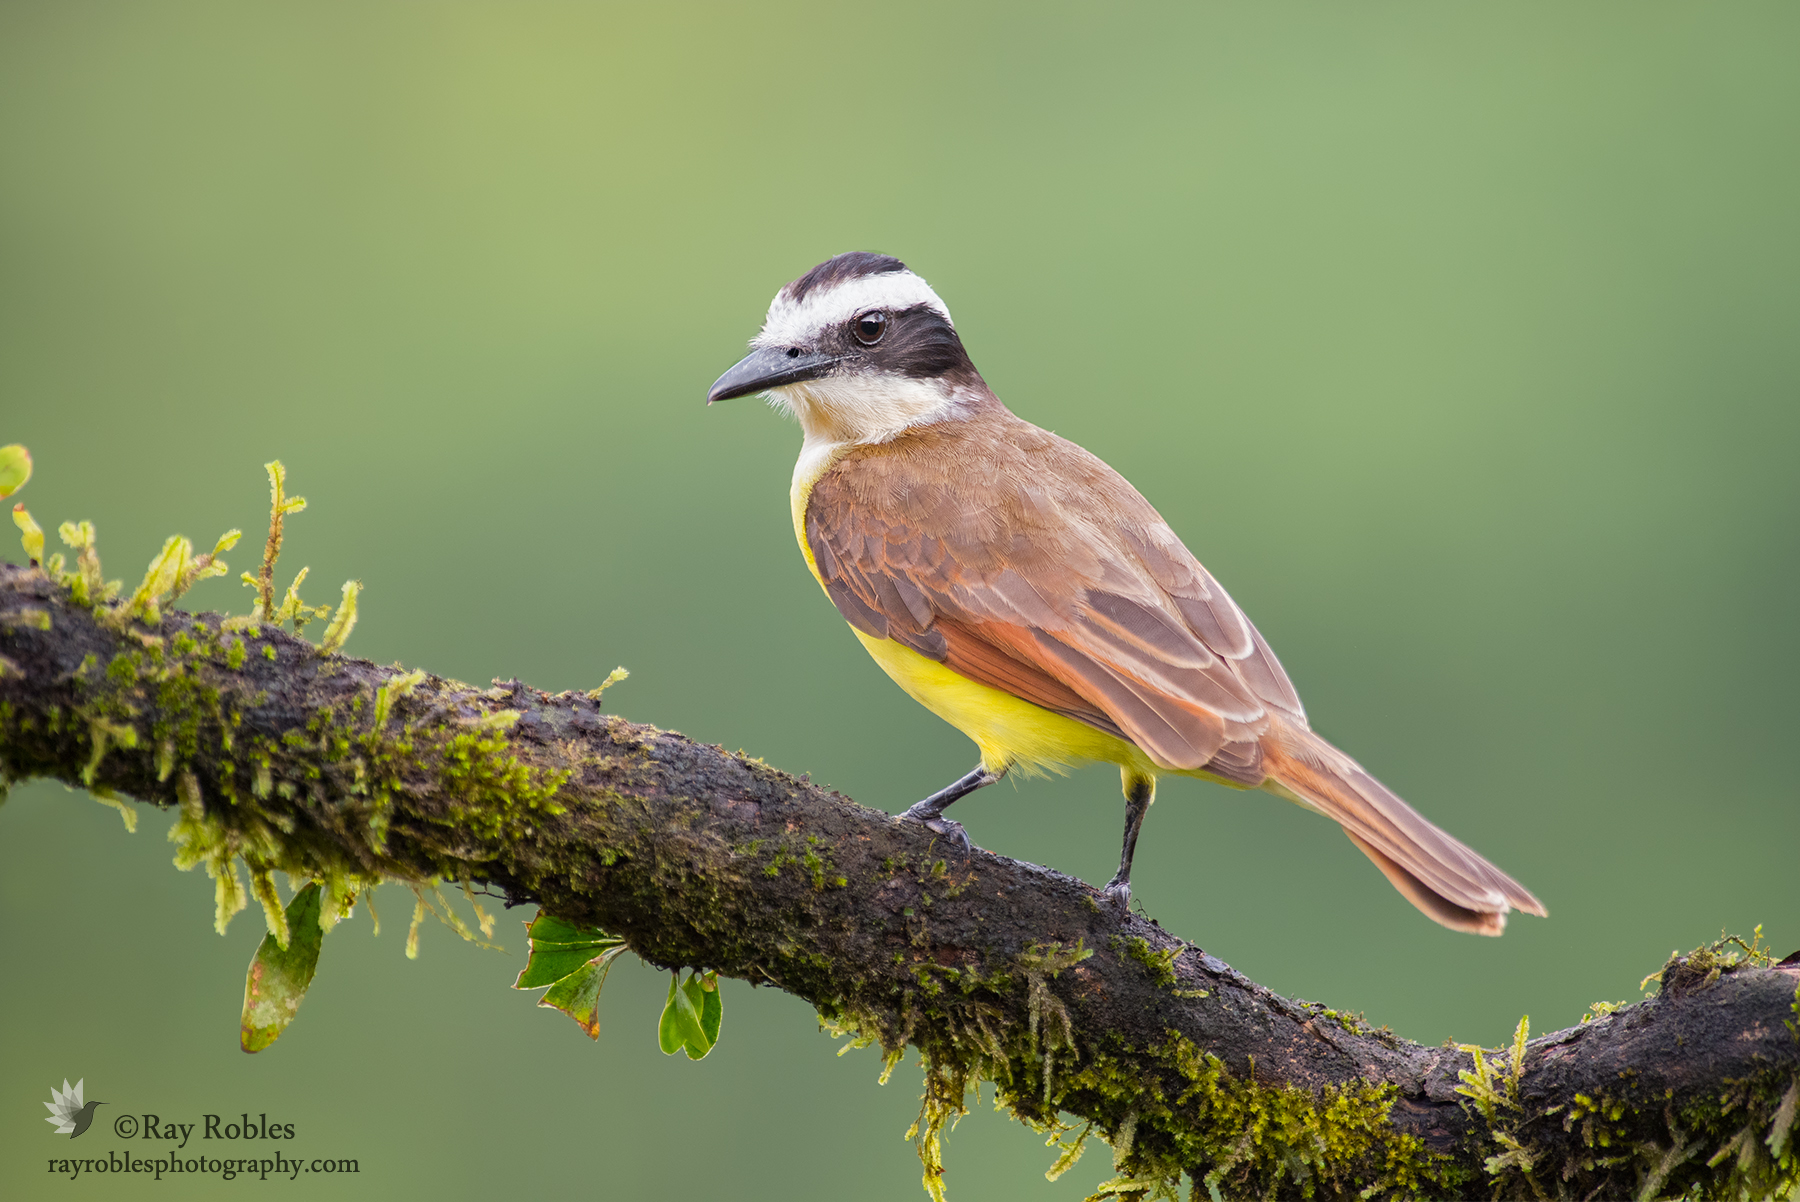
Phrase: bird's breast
[{"left": 790, "top": 437, "right": 851, "bottom": 586}]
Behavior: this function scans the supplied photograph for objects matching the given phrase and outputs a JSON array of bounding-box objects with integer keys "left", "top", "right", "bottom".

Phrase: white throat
[{"left": 772, "top": 373, "right": 956, "bottom": 449}]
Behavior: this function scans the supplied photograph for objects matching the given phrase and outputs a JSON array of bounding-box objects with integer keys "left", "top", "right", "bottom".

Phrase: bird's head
[{"left": 707, "top": 252, "right": 986, "bottom": 445}]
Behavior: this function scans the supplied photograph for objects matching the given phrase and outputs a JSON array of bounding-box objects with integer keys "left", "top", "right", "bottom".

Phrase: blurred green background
[{"left": 2, "top": 3, "right": 1796, "bottom": 1198}]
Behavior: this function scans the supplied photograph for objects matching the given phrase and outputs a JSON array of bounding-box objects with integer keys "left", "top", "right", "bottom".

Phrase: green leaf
[
  {"left": 517, "top": 944, "right": 610, "bottom": 989},
  {"left": 658, "top": 974, "right": 686, "bottom": 1055},
  {"left": 521, "top": 912, "right": 605, "bottom": 947},
  {"left": 678, "top": 976, "right": 709, "bottom": 1049},
  {"left": 240, "top": 882, "right": 325, "bottom": 1053},
  {"left": 698, "top": 972, "right": 722, "bottom": 1049},
  {"left": 659, "top": 971, "right": 720, "bottom": 1060},
  {"left": 513, "top": 913, "right": 625, "bottom": 987},
  {"left": 540, "top": 947, "right": 626, "bottom": 1039},
  {"left": 513, "top": 910, "right": 628, "bottom": 1040},
  {"left": 0, "top": 445, "right": 30, "bottom": 500}
]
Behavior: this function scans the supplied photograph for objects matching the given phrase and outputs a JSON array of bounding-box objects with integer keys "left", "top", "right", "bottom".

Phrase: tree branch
[{"left": 1, "top": 561, "right": 1795, "bottom": 1201}]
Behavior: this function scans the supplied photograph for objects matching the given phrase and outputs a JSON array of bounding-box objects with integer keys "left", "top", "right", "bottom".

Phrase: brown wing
[{"left": 804, "top": 409, "right": 1304, "bottom": 772}]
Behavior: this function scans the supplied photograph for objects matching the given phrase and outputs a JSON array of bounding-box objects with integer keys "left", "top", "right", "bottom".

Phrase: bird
[
  {"left": 707, "top": 252, "right": 1545, "bottom": 934},
  {"left": 44, "top": 1078, "right": 104, "bottom": 1137}
]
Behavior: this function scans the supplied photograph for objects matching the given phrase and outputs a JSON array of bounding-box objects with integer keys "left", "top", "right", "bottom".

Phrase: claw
[
  {"left": 931, "top": 817, "right": 972, "bottom": 854},
  {"left": 900, "top": 806, "right": 974, "bottom": 854},
  {"left": 1101, "top": 878, "right": 1132, "bottom": 915}
]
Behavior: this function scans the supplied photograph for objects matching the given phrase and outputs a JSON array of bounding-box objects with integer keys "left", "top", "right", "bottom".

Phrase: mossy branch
[{"left": 0, "top": 562, "right": 1795, "bottom": 1201}]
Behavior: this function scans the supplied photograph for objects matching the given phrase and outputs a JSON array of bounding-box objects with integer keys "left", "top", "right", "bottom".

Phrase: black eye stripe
[{"left": 829, "top": 302, "right": 982, "bottom": 387}]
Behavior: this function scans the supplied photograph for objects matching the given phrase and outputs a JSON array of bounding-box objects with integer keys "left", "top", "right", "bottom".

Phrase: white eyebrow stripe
[{"left": 754, "top": 271, "right": 953, "bottom": 348}]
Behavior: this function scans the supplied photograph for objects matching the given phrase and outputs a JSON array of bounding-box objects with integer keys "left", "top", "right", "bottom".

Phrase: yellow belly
[
  {"left": 850, "top": 628, "right": 1157, "bottom": 777},
  {"left": 792, "top": 444, "right": 1158, "bottom": 779}
]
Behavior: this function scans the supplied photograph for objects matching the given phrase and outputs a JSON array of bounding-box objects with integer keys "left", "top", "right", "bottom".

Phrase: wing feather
[
  {"left": 1237, "top": 626, "right": 1305, "bottom": 717},
  {"left": 1019, "top": 628, "right": 1228, "bottom": 768},
  {"left": 823, "top": 575, "right": 888, "bottom": 638}
]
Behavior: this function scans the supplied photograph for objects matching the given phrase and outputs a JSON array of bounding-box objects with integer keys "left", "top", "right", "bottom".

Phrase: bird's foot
[
  {"left": 898, "top": 804, "right": 973, "bottom": 854},
  {"left": 1100, "top": 876, "right": 1132, "bottom": 916}
]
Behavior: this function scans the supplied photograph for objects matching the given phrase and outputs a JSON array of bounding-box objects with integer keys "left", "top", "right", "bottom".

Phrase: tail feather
[
  {"left": 1263, "top": 723, "right": 1545, "bottom": 935},
  {"left": 1342, "top": 831, "right": 1510, "bottom": 936}
]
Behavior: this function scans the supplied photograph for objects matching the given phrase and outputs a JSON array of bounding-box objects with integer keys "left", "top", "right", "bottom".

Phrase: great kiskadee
[{"left": 708, "top": 252, "right": 1545, "bottom": 934}]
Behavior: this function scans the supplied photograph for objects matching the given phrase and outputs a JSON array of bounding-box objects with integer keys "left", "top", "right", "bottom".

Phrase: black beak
[{"left": 707, "top": 346, "right": 839, "bottom": 403}]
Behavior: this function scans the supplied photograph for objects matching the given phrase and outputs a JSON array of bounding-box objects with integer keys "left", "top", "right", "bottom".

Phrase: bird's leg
[
  {"left": 1101, "top": 771, "right": 1156, "bottom": 913},
  {"left": 899, "top": 763, "right": 1002, "bottom": 853}
]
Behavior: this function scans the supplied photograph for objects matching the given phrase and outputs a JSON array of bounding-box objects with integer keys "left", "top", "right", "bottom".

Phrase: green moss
[
  {"left": 746, "top": 833, "right": 847, "bottom": 891},
  {"left": 0, "top": 542, "right": 536, "bottom": 957},
  {"left": 1134, "top": 1035, "right": 1445, "bottom": 1200},
  {"left": 1467, "top": 939, "right": 1799, "bottom": 1201},
  {"left": 1580, "top": 999, "right": 1625, "bottom": 1023},
  {"left": 430, "top": 724, "right": 570, "bottom": 840},
  {"left": 142, "top": 671, "right": 571, "bottom": 954},
  {"left": 1661, "top": 1070, "right": 1798, "bottom": 1200},
  {"left": 814, "top": 930, "right": 1457, "bottom": 1202},
  {"left": 1642, "top": 926, "right": 1777, "bottom": 997},
  {"left": 1118, "top": 935, "right": 1180, "bottom": 991},
  {"left": 832, "top": 1004, "right": 1452, "bottom": 1202}
]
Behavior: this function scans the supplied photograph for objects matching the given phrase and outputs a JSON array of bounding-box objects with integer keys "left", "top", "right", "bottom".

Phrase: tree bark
[{"left": 1, "top": 560, "right": 1795, "bottom": 1201}]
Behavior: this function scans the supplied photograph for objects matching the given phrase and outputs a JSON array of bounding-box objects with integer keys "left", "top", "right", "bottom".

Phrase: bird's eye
[{"left": 854, "top": 311, "right": 887, "bottom": 345}]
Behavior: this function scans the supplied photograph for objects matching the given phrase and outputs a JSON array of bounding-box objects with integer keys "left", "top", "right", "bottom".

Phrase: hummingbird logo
[{"left": 44, "top": 1079, "right": 103, "bottom": 1138}]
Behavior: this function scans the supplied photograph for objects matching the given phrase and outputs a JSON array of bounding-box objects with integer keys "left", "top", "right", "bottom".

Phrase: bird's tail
[{"left": 1261, "top": 721, "right": 1545, "bottom": 935}]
